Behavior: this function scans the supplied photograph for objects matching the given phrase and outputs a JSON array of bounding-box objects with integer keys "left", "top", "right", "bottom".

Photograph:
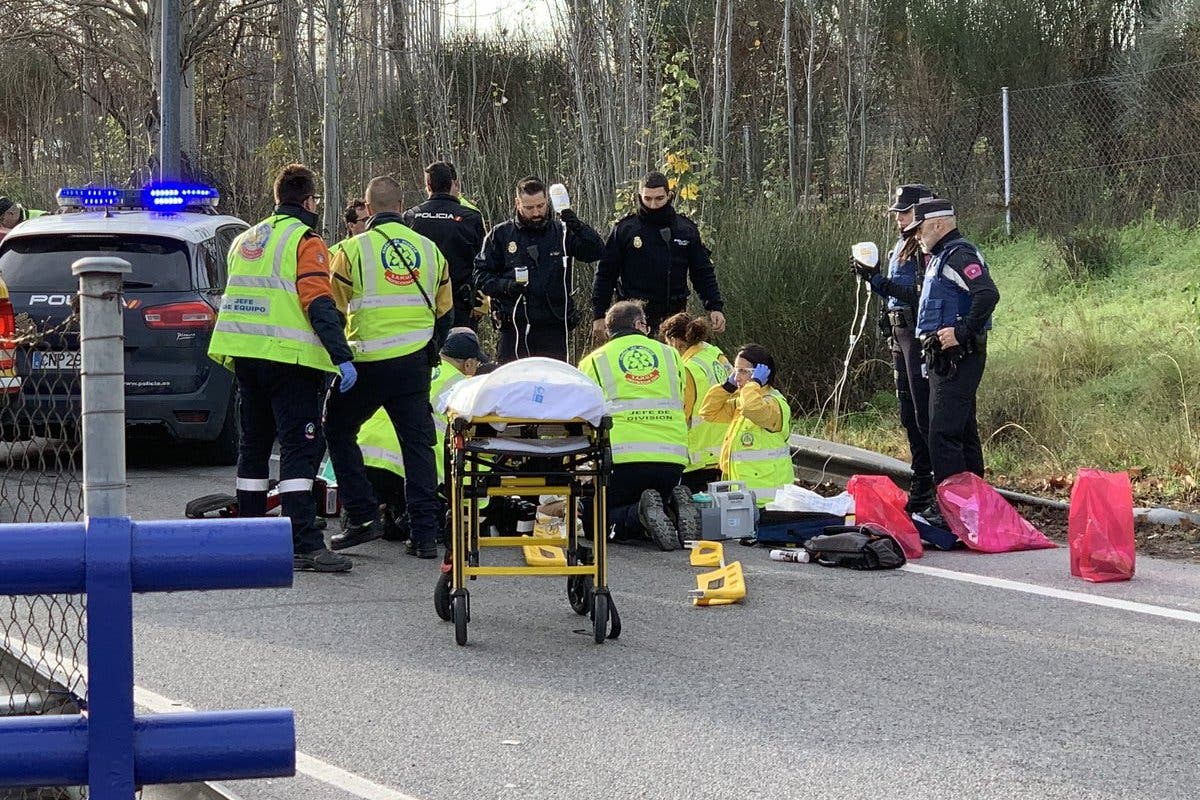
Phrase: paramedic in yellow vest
[
  {"left": 700, "top": 343, "right": 793, "bottom": 507},
  {"left": 328, "top": 199, "right": 368, "bottom": 260},
  {"left": 324, "top": 175, "right": 454, "bottom": 559},
  {"left": 0, "top": 197, "right": 45, "bottom": 228},
  {"left": 208, "top": 163, "right": 356, "bottom": 574},
  {"left": 329, "top": 328, "right": 485, "bottom": 548},
  {"left": 658, "top": 311, "right": 731, "bottom": 493},
  {"left": 578, "top": 300, "right": 689, "bottom": 551}
]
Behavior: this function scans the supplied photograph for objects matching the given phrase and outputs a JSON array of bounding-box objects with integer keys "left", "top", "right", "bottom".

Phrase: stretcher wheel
[
  {"left": 434, "top": 573, "right": 452, "bottom": 622},
  {"left": 591, "top": 593, "right": 608, "bottom": 644},
  {"left": 453, "top": 594, "right": 468, "bottom": 646},
  {"left": 567, "top": 575, "right": 592, "bottom": 616}
]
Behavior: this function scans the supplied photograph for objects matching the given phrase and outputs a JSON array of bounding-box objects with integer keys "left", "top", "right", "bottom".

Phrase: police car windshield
[{"left": 0, "top": 234, "right": 191, "bottom": 292}]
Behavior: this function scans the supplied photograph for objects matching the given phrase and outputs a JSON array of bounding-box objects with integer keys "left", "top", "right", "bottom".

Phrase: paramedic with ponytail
[
  {"left": 699, "top": 344, "right": 793, "bottom": 507},
  {"left": 474, "top": 176, "right": 604, "bottom": 363},
  {"left": 659, "top": 312, "right": 731, "bottom": 493}
]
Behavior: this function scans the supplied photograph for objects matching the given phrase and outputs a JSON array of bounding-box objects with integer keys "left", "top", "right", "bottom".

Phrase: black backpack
[{"left": 804, "top": 525, "right": 907, "bottom": 570}]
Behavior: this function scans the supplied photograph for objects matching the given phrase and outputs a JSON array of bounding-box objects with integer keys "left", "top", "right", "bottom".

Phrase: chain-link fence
[{"left": 0, "top": 311, "right": 87, "bottom": 800}]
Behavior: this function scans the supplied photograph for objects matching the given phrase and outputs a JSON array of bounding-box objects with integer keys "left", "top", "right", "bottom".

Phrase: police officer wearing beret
[
  {"left": 591, "top": 172, "right": 725, "bottom": 343},
  {"left": 906, "top": 198, "right": 1000, "bottom": 524},
  {"left": 853, "top": 184, "right": 936, "bottom": 513}
]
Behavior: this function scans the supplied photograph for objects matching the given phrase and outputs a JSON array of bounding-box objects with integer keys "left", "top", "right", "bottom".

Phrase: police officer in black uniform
[
  {"left": 474, "top": 176, "right": 605, "bottom": 363},
  {"left": 592, "top": 171, "right": 725, "bottom": 342},
  {"left": 906, "top": 198, "right": 1000, "bottom": 525},
  {"left": 402, "top": 161, "right": 486, "bottom": 330},
  {"left": 853, "top": 184, "right": 937, "bottom": 512}
]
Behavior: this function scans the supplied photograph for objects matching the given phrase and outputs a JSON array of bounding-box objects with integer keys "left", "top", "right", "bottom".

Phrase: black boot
[
  {"left": 916, "top": 501, "right": 949, "bottom": 531},
  {"left": 906, "top": 473, "right": 935, "bottom": 514},
  {"left": 330, "top": 516, "right": 382, "bottom": 551}
]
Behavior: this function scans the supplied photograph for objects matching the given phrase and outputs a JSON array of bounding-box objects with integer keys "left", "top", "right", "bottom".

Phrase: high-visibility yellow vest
[
  {"left": 725, "top": 388, "right": 793, "bottom": 507},
  {"left": 25, "top": 209, "right": 45, "bottom": 220},
  {"left": 345, "top": 221, "right": 443, "bottom": 362},
  {"left": 357, "top": 359, "right": 467, "bottom": 484},
  {"left": 328, "top": 237, "right": 349, "bottom": 260},
  {"left": 208, "top": 215, "right": 335, "bottom": 373},
  {"left": 682, "top": 342, "right": 731, "bottom": 473},
  {"left": 579, "top": 334, "right": 688, "bottom": 466}
]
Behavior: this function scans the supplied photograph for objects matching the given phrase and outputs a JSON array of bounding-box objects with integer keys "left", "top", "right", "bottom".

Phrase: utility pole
[
  {"left": 323, "top": 0, "right": 341, "bottom": 237},
  {"left": 160, "top": 0, "right": 181, "bottom": 180}
]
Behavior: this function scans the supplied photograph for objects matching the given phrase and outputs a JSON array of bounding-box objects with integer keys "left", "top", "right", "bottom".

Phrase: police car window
[
  {"left": 0, "top": 235, "right": 191, "bottom": 291},
  {"left": 195, "top": 238, "right": 223, "bottom": 290}
]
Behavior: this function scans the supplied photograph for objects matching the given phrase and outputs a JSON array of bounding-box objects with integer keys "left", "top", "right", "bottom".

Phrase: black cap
[
  {"left": 0, "top": 197, "right": 13, "bottom": 217},
  {"left": 887, "top": 184, "right": 936, "bottom": 212},
  {"left": 902, "top": 197, "right": 955, "bottom": 234},
  {"left": 441, "top": 327, "right": 488, "bottom": 362}
]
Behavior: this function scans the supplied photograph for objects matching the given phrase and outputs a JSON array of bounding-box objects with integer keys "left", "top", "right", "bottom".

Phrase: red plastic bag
[
  {"left": 847, "top": 474, "right": 923, "bottom": 559},
  {"left": 937, "top": 472, "right": 1057, "bottom": 553},
  {"left": 1068, "top": 468, "right": 1135, "bottom": 582}
]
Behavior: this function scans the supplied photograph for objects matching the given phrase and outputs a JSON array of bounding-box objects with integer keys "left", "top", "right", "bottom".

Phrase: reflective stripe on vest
[
  {"left": 726, "top": 388, "right": 793, "bottom": 507},
  {"left": 345, "top": 223, "right": 440, "bottom": 360},
  {"left": 684, "top": 344, "right": 729, "bottom": 472},
  {"left": 580, "top": 336, "right": 688, "bottom": 467},
  {"left": 209, "top": 217, "right": 335, "bottom": 373}
]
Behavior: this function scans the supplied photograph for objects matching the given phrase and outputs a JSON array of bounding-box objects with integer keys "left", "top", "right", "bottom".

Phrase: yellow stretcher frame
[{"left": 434, "top": 414, "right": 618, "bottom": 645}]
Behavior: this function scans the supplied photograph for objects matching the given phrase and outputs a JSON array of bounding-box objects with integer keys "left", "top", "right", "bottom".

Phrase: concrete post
[{"left": 72, "top": 258, "right": 131, "bottom": 519}]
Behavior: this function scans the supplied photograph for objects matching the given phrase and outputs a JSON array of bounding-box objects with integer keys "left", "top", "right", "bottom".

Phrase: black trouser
[
  {"left": 927, "top": 347, "right": 987, "bottom": 483},
  {"left": 496, "top": 321, "right": 569, "bottom": 363},
  {"left": 891, "top": 322, "right": 932, "bottom": 477},
  {"left": 366, "top": 466, "right": 406, "bottom": 510},
  {"left": 323, "top": 352, "right": 440, "bottom": 547},
  {"left": 583, "top": 462, "right": 683, "bottom": 541},
  {"left": 681, "top": 467, "right": 722, "bottom": 494},
  {"left": 233, "top": 358, "right": 327, "bottom": 554}
]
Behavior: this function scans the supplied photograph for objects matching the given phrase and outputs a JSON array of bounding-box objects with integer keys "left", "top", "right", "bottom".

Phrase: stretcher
[{"left": 435, "top": 414, "right": 621, "bottom": 645}]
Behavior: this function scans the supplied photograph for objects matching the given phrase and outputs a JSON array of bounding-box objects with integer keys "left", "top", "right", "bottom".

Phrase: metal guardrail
[{"left": 0, "top": 259, "right": 298, "bottom": 798}]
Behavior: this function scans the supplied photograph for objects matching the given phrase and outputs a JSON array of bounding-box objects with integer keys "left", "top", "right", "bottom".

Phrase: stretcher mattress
[{"left": 441, "top": 357, "right": 606, "bottom": 426}]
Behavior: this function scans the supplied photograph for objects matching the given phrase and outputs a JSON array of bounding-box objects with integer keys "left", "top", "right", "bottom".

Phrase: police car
[{"left": 0, "top": 184, "right": 248, "bottom": 462}]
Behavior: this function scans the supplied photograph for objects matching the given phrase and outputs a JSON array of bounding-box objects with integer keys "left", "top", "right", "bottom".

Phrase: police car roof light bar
[{"left": 55, "top": 183, "right": 220, "bottom": 212}]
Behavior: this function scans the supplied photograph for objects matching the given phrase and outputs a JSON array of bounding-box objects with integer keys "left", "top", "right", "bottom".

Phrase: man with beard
[
  {"left": 474, "top": 176, "right": 605, "bottom": 362},
  {"left": 591, "top": 172, "right": 725, "bottom": 343}
]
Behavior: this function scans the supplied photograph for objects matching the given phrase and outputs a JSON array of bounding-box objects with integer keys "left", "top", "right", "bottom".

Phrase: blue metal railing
[{"left": 0, "top": 515, "right": 296, "bottom": 797}]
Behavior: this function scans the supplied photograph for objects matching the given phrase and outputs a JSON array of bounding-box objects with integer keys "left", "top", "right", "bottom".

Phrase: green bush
[{"left": 708, "top": 204, "right": 891, "bottom": 416}]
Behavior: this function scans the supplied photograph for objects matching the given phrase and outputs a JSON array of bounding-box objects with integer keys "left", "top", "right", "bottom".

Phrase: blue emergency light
[{"left": 55, "top": 183, "right": 220, "bottom": 212}]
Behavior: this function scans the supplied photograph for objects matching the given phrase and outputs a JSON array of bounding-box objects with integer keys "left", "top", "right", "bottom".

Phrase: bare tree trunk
[
  {"left": 784, "top": 0, "right": 796, "bottom": 204},
  {"left": 323, "top": 0, "right": 341, "bottom": 235},
  {"left": 721, "top": 0, "right": 733, "bottom": 181},
  {"left": 707, "top": 0, "right": 723, "bottom": 157},
  {"left": 803, "top": 0, "right": 816, "bottom": 206}
]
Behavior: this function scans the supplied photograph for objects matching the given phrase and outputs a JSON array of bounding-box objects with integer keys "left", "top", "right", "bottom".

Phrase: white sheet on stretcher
[{"left": 441, "top": 357, "right": 606, "bottom": 426}]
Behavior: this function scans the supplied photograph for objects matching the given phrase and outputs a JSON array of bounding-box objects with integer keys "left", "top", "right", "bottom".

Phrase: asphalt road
[
  {"left": 98, "top": 448, "right": 1199, "bottom": 800},
  {"left": 4, "top": 440, "right": 1197, "bottom": 799}
]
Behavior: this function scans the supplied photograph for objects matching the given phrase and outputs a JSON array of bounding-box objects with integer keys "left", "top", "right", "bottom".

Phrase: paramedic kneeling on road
[
  {"left": 700, "top": 344, "right": 793, "bottom": 507},
  {"left": 659, "top": 312, "right": 731, "bottom": 494},
  {"left": 578, "top": 301, "right": 689, "bottom": 551}
]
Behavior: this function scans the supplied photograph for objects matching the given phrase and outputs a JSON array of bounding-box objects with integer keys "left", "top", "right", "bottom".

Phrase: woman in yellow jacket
[
  {"left": 699, "top": 343, "right": 793, "bottom": 507},
  {"left": 659, "top": 312, "right": 731, "bottom": 493}
]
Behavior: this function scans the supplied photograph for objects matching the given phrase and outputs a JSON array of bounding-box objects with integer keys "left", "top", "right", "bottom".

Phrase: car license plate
[{"left": 31, "top": 351, "right": 81, "bottom": 371}]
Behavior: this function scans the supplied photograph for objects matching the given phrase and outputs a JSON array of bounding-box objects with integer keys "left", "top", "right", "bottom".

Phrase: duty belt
[{"left": 888, "top": 308, "right": 914, "bottom": 329}]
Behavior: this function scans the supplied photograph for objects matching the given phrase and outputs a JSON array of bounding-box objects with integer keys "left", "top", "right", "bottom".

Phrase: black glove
[
  {"left": 559, "top": 208, "right": 582, "bottom": 230},
  {"left": 505, "top": 279, "right": 527, "bottom": 297},
  {"left": 851, "top": 256, "right": 880, "bottom": 281}
]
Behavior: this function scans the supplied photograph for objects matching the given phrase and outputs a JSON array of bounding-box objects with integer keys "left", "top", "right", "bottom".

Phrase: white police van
[{"left": 0, "top": 185, "right": 248, "bottom": 462}]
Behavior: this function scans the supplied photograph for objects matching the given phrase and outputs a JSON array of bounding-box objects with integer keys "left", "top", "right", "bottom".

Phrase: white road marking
[
  {"left": 2, "top": 635, "right": 425, "bottom": 800},
  {"left": 902, "top": 563, "right": 1200, "bottom": 624}
]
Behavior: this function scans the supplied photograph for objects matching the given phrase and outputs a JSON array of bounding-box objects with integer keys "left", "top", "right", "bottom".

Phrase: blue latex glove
[
  {"left": 336, "top": 361, "right": 357, "bottom": 393},
  {"left": 750, "top": 363, "right": 771, "bottom": 386}
]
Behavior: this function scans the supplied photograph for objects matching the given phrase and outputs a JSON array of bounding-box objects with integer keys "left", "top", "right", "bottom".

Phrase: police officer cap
[
  {"left": 0, "top": 197, "right": 13, "bottom": 217},
  {"left": 441, "top": 327, "right": 488, "bottom": 362},
  {"left": 902, "top": 197, "right": 955, "bottom": 234},
  {"left": 887, "top": 184, "right": 936, "bottom": 212}
]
